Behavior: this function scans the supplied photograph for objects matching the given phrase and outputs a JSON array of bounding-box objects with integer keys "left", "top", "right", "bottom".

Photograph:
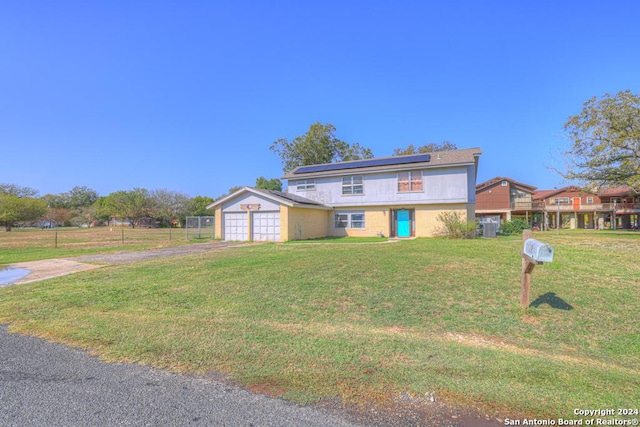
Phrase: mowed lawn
[{"left": 0, "top": 230, "right": 638, "bottom": 419}]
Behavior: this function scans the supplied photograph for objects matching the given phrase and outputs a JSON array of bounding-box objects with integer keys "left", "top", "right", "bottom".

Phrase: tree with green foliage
[
  {"left": 270, "top": 122, "right": 373, "bottom": 173},
  {"left": 0, "top": 193, "right": 47, "bottom": 231},
  {"left": 100, "top": 188, "right": 153, "bottom": 228},
  {"left": 68, "top": 186, "right": 99, "bottom": 208},
  {"left": 393, "top": 141, "right": 457, "bottom": 156},
  {"left": 562, "top": 90, "right": 640, "bottom": 191},
  {"left": 255, "top": 177, "right": 282, "bottom": 191},
  {"left": 187, "top": 195, "right": 215, "bottom": 217}
]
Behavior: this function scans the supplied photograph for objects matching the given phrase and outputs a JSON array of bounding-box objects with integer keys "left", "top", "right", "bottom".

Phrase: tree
[
  {"left": 393, "top": 141, "right": 458, "bottom": 156},
  {"left": 150, "top": 189, "right": 190, "bottom": 227},
  {"left": 562, "top": 90, "right": 640, "bottom": 191},
  {"left": 187, "top": 196, "right": 215, "bottom": 217},
  {"left": 255, "top": 177, "right": 282, "bottom": 191},
  {"left": 0, "top": 183, "right": 39, "bottom": 198},
  {"left": 0, "top": 193, "right": 47, "bottom": 231},
  {"left": 100, "top": 188, "right": 153, "bottom": 227},
  {"left": 68, "top": 186, "right": 99, "bottom": 208},
  {"left": 270, "top": 122, "right": 374, "bottom": 173}
]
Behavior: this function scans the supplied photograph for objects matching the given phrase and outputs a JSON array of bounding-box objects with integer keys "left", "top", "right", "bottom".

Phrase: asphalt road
[{"left": 0, "top": 325, "right": 359, "bottom": 427}]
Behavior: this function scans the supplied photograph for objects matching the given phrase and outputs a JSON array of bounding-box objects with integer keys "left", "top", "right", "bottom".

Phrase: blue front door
[{"left": 397, "top": 210, "right": 410, "bottom": 237}]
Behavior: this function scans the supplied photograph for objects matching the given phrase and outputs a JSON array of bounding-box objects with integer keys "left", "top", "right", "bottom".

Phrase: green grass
[
  {"left": 0, "top": 230, "right": 638, "bottom": 419},
  {"left": 285, "top": 236, "right": 388, "bottom": 243}
]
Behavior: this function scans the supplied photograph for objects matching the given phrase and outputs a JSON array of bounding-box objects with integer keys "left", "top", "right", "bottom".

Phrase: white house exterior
[{"left": 208, "top": 148, "right": 482, "bottom": 241}]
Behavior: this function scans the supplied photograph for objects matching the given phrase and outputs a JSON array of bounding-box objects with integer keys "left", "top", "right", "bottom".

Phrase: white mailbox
[{"left": 523, "top": 238, "right": 554, "bottom": 263}]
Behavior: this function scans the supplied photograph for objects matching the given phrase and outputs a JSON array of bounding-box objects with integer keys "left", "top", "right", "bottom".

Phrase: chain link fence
[{"left": 185, "top": 216, "right": 215, "bottom": 240}]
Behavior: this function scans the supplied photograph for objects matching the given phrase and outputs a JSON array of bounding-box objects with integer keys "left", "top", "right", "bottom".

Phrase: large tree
[
  {"left": 150, "top": 189, "right": 190, "bottom": 227},
  {"left": 393, "top": 141, "right": 457, "bottom": 156},
  {"left": 562, "top": 90, "right": 640, "bottom": 190},
  {"left": 255, "top": 177, "right": 282, "bottom": 191},
  {"left": 187, "top": 196, "right": 215, "bottom": 217},
  {"left": 99, "top": 188, "right": 153, "bottom": 227},
  {"left": 270, "top": 122, "right": 373, "bottom": 173},
  {"left": 0, "top": 183, "right": 39, "bottom": 198},
  {"left": 0, "top": 194, "right": 47, "bottom": 231},
  {"left": 0, "top": 184, "right": 45, "bottom": 231}
]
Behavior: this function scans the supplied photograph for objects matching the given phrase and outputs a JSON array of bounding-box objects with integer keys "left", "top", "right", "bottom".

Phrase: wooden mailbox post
[{"left": 520, "top": 229, "right": 554, "bottom": 308}]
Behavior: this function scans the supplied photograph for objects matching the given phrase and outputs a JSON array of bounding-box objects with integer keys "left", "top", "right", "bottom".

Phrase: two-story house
[
  {"left": 534, "top": 186, "right": 640, "bottom": 230},
  {"left": 475, "top": 177, "right": 538, "bottom": 227},
  {"left": 207, "top": 148, "right": 482, "bottom": 241}
]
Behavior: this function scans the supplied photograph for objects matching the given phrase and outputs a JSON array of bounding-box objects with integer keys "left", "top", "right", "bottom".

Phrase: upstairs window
[
  {"left": 295, "top": 179, "right": 315, "bottom": 191},
  {"left": 342, "top": 176, "right": 363, "bottom": 195},
  {"left": 398, "top": 171, "right": 423, "bottom": 192},
  {"left": 552, "top": 197, "right": 570, "bottom": 204}
]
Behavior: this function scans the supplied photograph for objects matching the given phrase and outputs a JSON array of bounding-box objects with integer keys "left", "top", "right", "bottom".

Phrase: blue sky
[{"left": 2, "top": 1, "right": 638, "bottom": 198}]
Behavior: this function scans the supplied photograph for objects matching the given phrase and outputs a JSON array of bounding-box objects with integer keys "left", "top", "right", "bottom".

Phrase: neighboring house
[
  {"left": 534, "top": 186, "right": 639, "bottom": 230},
  {"left": 207, "top": 148, "right": 482, "bottom": 241},
  {"left": 475, "top": 177, "right": 537, "bottom": 227},
  {"left": 475, "top": 181, "right": 640, "bottom": 230}
]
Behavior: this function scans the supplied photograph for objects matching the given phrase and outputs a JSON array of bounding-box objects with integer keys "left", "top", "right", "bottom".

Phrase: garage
[
  {"left": 207, "top": 187, "right": 331, "bottom": 242},
  {"left": 223, "top": 212, "right": 247, "bottom": 241},
  {"left": 251, "top": 211, "right": 280, "bottom": 241}
]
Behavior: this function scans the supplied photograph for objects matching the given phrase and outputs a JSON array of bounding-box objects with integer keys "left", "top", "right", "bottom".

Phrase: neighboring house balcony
[{"left": 534, "top": 202, "right": 640, "bottom": 213}]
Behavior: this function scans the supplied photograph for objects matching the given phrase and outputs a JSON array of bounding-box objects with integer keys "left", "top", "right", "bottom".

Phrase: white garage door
[
  {"left": 223, "top": 212, "right": 248, "bottom": 241},
  {"left": 252, "top": 211, "right": 280, "bottom": 242}
]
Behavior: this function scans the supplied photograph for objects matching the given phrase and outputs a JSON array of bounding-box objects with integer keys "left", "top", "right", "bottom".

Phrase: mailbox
[{"left": 523, "top": 238, "right": 554, "bottom": 263}]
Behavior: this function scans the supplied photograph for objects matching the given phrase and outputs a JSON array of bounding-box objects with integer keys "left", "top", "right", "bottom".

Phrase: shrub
[
  {"left": 436, "top": 211, "right": 478, "bottom": 239},
  {"left": 500, "top": 218, "right": 530, "bottom": 235}
]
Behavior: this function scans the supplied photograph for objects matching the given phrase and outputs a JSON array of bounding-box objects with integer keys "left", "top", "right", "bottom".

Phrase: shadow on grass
[{"left": 530, "top": 292, "right": 573, "bottom": 310}]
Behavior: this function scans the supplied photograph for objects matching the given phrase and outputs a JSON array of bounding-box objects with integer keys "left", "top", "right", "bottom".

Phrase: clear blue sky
[{"left": 2, "top": 1, "right": 638, "bottom": 198}]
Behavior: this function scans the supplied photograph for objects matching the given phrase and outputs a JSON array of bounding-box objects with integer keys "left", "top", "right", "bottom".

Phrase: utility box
[
  {"left": 523, "top": 238, "right": 554, "bottom": 263},
  {"left": 482, "top": 222, "right": 497, "bottom": 238}
]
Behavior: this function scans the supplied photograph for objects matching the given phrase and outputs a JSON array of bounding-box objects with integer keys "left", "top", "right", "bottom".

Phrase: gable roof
[
  {"left": 476, "top": 176, "right": 537, "bottom": 192},
  {"left": 206, "top": 187, "right": 332, "bottom": 211},
  {"left": 532, "top": 186, "right": 592, "bottom": 200},
  {"left": 282, "top": 147, "right": 482, "bottom": 179},
  {"left": 597, "top": 187, "right": 635, "bottom": 197}
]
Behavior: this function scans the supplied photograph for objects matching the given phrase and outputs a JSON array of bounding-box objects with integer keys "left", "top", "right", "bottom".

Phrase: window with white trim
[
  {"left": 552, "top": 197, "right": 570, "bottom": 204},
  {"left": 294, "top": 179, "right": 315, "bottom": 191},
  {"left": 334, "top": 211, "right": 365, "bottom": 228},
  {"left": 398, "top": 171, "right": 423, "bottom": 192},
  {"left": 586, "top": 197, "right": 594, "bottom": 204},
  {"left": 342, "top": 176, "right": 363, "bottom": 195}
]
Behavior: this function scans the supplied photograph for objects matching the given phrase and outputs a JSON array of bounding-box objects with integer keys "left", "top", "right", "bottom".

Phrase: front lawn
[{"left": 0, "top": 231, "right": 638, "bottom": 419}]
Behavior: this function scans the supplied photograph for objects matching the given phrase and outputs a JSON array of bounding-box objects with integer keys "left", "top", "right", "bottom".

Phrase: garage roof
[{"left": 206, "top": 187, "right": 332, "bottom": 211}]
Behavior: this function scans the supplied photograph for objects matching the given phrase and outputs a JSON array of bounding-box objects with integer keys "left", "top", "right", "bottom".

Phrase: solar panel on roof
[{"left": 293, "top": 154, "right": 431, "bottom": 174}]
